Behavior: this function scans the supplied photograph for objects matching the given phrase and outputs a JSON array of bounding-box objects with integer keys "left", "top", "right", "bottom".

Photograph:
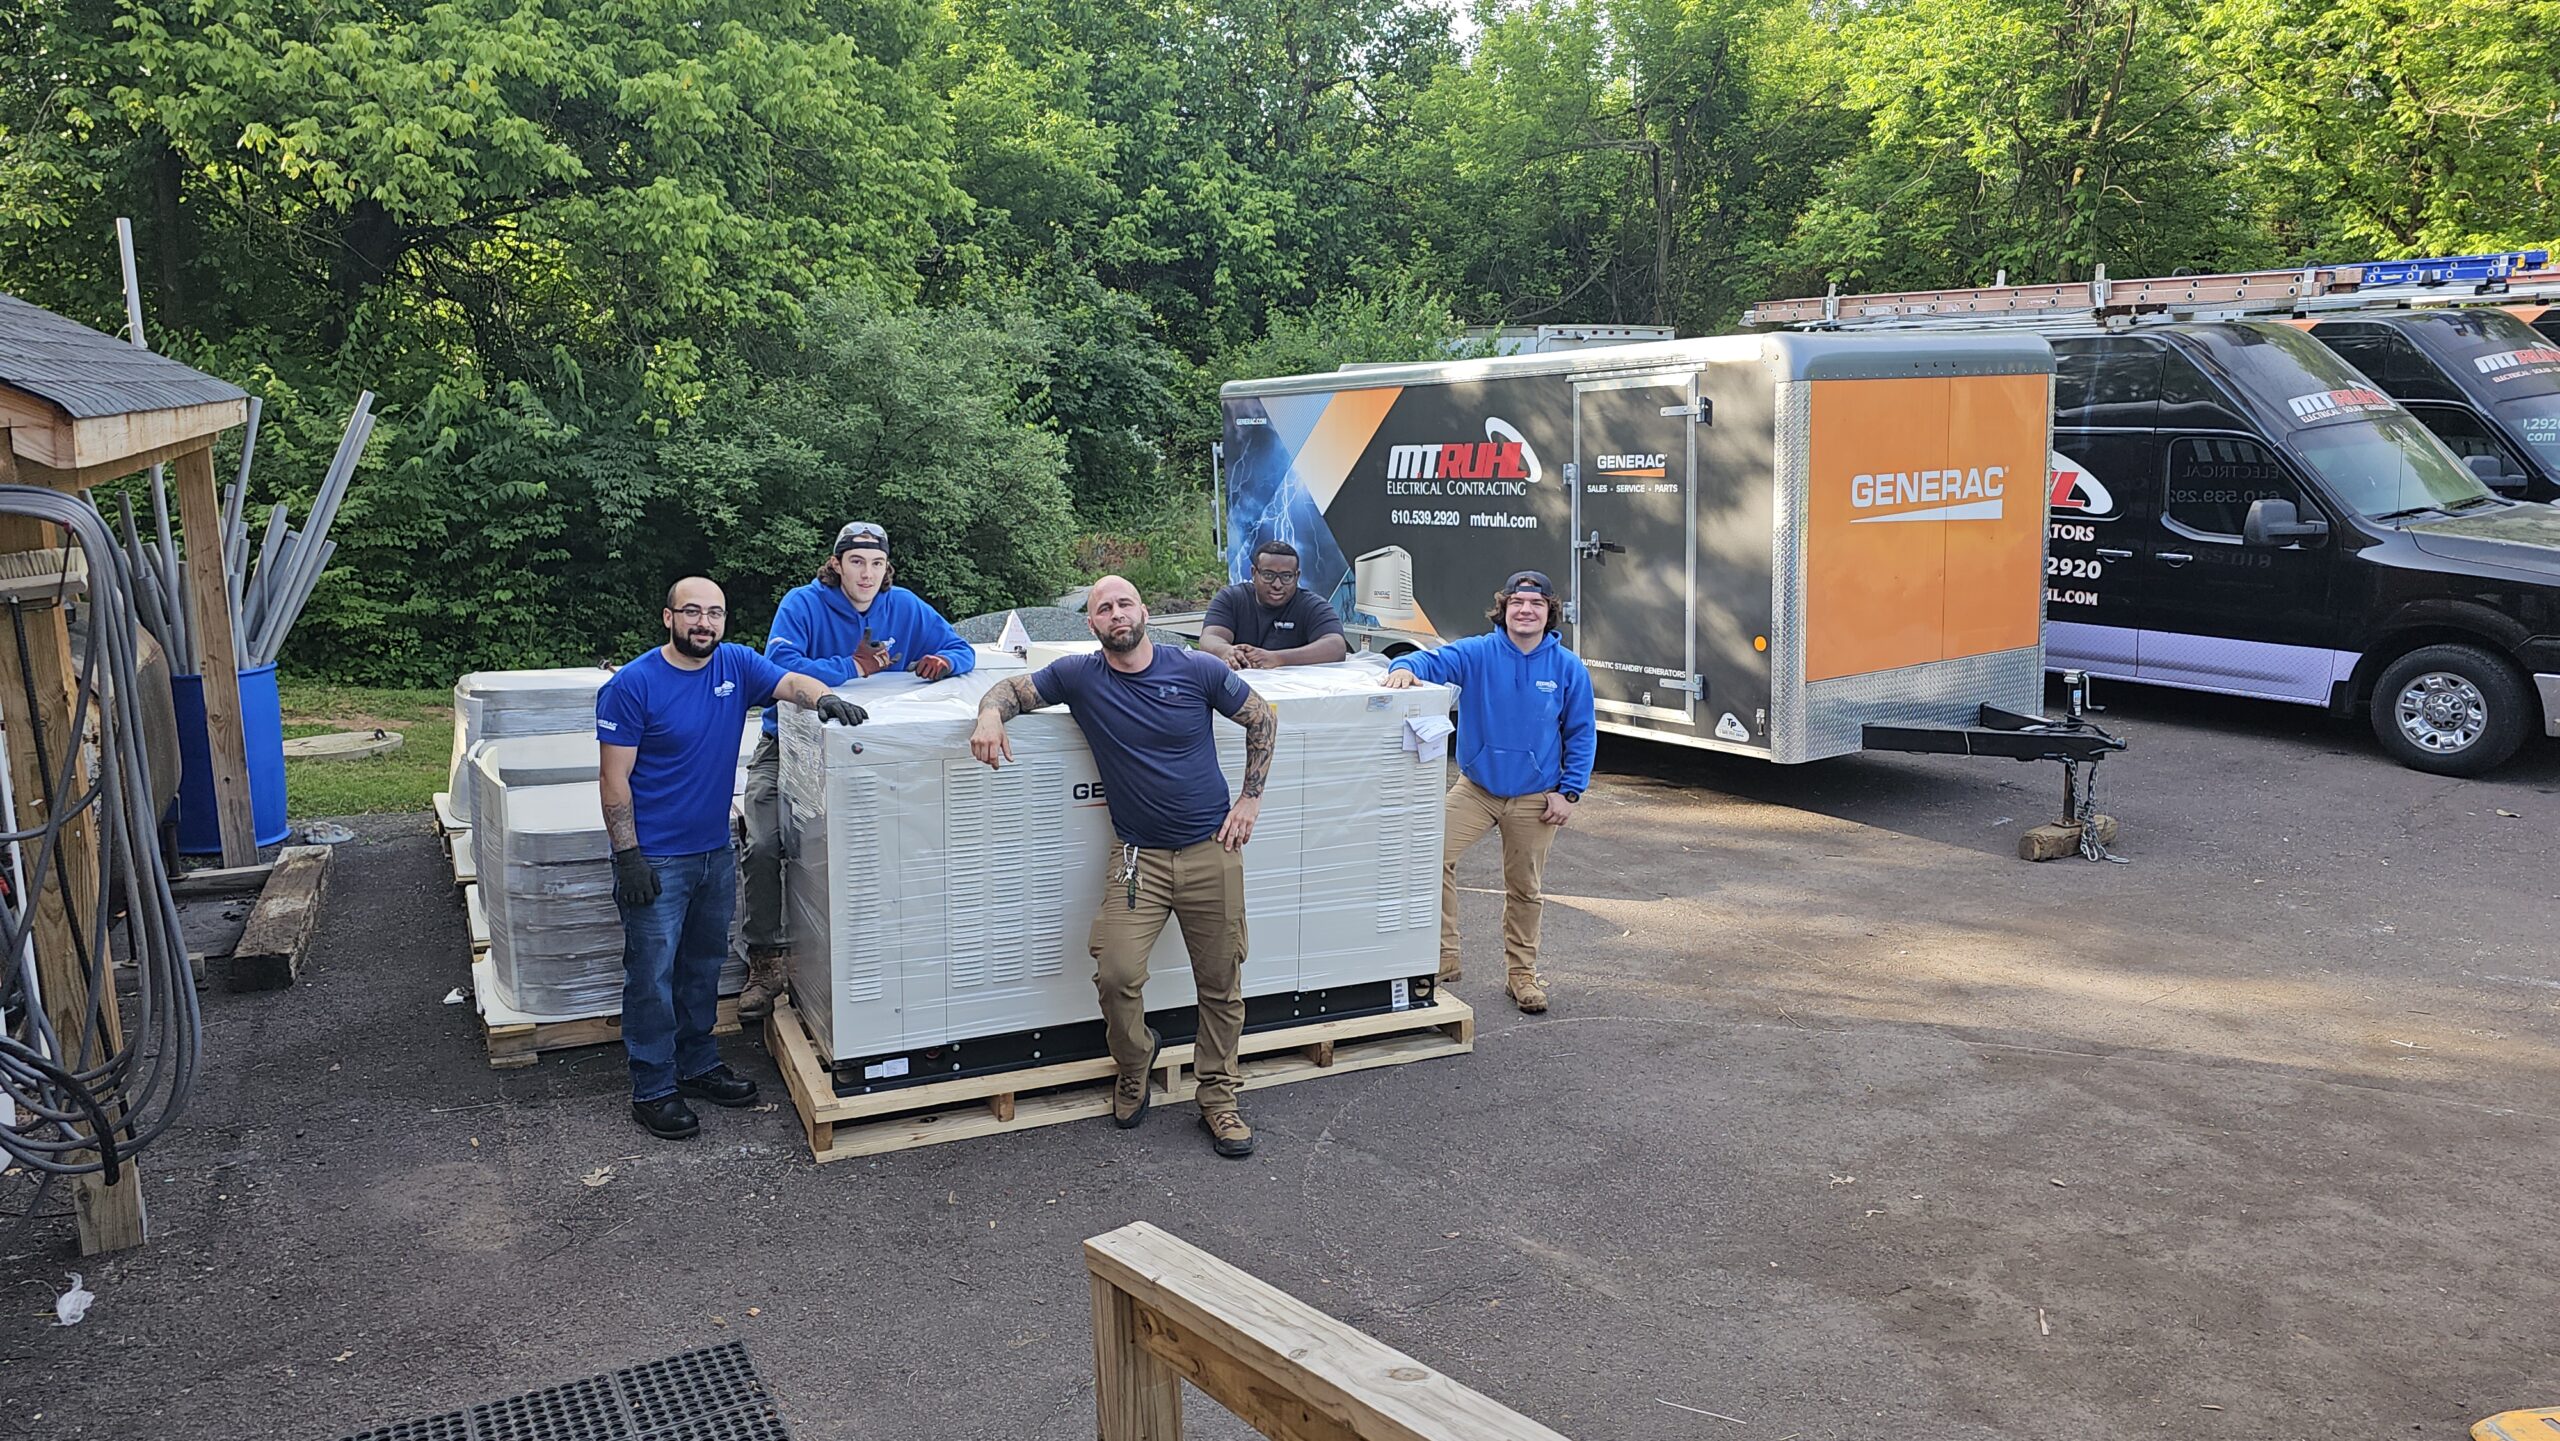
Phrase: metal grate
[{"left": 335, "top": 1343, "right": 788, "bottom": 1441}]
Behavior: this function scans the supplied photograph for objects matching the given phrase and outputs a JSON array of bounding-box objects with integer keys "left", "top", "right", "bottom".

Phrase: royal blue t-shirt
[
  {"left": 1031, "top": 646, "right": 1253, "bottom": 850},
  {"left": 595, "top": 643, "right": 787, "bottom": 856}
]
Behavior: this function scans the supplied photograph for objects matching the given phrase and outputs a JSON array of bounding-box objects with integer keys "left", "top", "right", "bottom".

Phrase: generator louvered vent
[{"left": 335, "top": 1342, "right": 788, "bottom": 1441}]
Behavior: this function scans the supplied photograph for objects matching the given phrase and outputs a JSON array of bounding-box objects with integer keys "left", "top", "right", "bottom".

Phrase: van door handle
[
  {"left": 2095, "top": 547, "right": 2134, "bottom": 560},
  {"left": 2157, "top": 551, "right": 2194, "bottom": 566}
]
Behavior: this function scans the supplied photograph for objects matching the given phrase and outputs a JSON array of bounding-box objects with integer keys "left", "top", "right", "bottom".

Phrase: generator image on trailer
[
  {"left": 776, "top": 659, "right": 1460, "bottom": 1093},
  {"left": 1222, "top": 332, "right": 2106, "bottom": 763}
]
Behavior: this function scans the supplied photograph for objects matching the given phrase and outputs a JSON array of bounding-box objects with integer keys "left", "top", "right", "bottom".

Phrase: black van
[
  {"left": 2297, "top": 308, "right": 2560, "bottom": 502},
  {"left": 2042, "top": 319, "right": 2560, "bottom": 775}
]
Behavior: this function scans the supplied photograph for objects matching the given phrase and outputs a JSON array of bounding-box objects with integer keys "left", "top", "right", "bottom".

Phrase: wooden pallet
[
  {"left": 467, "top": 955, "right": 742, "bottom": 1069},
  {"left": 767, "top": 991, "right": 1475, "bottom": 1162}
]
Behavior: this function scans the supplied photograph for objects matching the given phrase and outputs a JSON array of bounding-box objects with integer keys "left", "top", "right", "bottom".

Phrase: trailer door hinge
[
  {"left": 1663, "top": 674, "right": 1704, "bottom": 696},
  {"left": 1659, "top": 399, "right": 1713, "bottom": 425},
  {"left": 1561, "top": 599, "right": 1579, "bottom": 624},
  {"left": 1562, "top": 461, "right": 1579, "bottom": 487}
]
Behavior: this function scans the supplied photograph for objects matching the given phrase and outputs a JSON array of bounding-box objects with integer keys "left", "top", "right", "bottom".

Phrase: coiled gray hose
[{"left": 0, "top": 485, "right": 199, "bottom": 1179}]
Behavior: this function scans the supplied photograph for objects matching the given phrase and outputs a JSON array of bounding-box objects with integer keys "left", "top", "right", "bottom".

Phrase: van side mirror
[
  {"left": 2465, "top": 453, "right": 2528, "bottom": 496},
  {"left": 2242, "top": 497, "right": 2330, "bottom": 547}
]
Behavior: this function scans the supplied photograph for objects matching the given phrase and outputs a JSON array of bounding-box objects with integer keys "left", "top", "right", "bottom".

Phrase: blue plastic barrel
[{"left": 172, "top": 663, "right": 291, "bottom": 854}]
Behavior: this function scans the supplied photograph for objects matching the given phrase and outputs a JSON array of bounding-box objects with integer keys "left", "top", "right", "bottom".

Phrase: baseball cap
[
  {"left": 833, "top": 521, "right": 889, "bottom": 555},
  {"left": 1503, "top": 569, "right": 1555, "bottom": 596}
]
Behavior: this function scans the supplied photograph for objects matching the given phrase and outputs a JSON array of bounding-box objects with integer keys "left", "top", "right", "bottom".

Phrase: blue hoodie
[
  {"left": 1390, "top": 630, "right": 1596, "bottom": 799},
  {"left": 760, "top": 580, "right": 977, "bottom": 735}
]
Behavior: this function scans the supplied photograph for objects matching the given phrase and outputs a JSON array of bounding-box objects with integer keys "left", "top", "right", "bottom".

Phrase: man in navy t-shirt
[
  {"left": 1198, "top": 539, "right": 1347, "bottom": 670},
  {"left": 597, "top": 575, "right": 866, "bottom": 1141},
  {"left": 968, "top": 575, "right": 1278, "bottom": 1158}
]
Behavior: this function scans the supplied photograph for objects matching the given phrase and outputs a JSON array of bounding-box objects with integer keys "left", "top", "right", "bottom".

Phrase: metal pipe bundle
[{"left": 110, "top": 219, "right": 372, "bottom": 674}]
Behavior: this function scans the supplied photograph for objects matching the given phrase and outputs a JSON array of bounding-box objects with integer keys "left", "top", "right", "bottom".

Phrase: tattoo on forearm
[
  {"left": 603, "top": 799, "right": 639, "bottom": 852},
  {"left": 1237, "top": 694, "right": 1276, "bottom": 798},
  {"left": 980, "top": 674, "right": 1042, "bottom": 722}
]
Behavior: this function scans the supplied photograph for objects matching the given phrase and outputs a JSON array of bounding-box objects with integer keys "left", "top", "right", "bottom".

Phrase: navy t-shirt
[
  {"left": 595, "top": 643, "right": 787, "bottom": 856},
  {"left": 1031, "top": 646, "right": 1253, "bottom": 849},
  {"left": 1204, "top": 582, "right": 1344, "bottom": 652}
]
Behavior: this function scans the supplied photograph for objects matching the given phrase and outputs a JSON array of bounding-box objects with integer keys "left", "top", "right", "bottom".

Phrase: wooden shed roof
[{"left": 0, "top": 291, "right": 249, "bottom": 484}]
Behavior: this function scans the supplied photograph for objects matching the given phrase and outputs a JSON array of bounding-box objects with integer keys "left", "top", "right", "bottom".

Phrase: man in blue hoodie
[
  {"left": 1382, "top": 570, "right": 1595, "bottom": 1013},
  {"left": 737, "top": 520, "right": 976, "bottom": 1017}
]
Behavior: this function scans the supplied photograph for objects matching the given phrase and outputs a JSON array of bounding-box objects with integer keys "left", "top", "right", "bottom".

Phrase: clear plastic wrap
[
  {"left": 469, "top": 735, "right": 746, "bottom": 1020},
  {"left": 446, "top": 667, "right": 612, "bottom": 827},
  {"left": 777, "top": 651, "right": 1458, "bottom": 1065}
]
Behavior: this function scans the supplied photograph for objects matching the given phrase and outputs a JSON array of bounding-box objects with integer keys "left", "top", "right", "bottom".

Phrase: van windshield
[{"left": 2288, "top": 411, "right": 2497, "bottom": 519}]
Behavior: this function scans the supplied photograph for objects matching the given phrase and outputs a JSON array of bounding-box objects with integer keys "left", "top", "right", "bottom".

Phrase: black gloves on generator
[{"left": 815, "top": 694, "right": 869, "bottom": 728}]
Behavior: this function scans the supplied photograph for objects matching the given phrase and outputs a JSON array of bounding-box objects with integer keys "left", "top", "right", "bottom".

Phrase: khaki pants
[
  {"left": 1089, "top": 839, "right": 1249, "bottom": 1114},
  {"left": 1441, "top": 776, "right": 1559, "bottom": 984}
]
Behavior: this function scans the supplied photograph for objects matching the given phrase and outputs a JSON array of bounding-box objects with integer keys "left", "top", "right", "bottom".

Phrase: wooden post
[
  {"left": 0, "top": 503, "right": 146, "bottom": 1253},
  {"left": 1084, "top": 1222, "right": 1575, "bottom": 1441},
  {"left": 171, "top": 442, "right": 257, "bottom": 864},
  {"left": 1093, "top": 1271, "right": 1185, "bottom": 1441}
]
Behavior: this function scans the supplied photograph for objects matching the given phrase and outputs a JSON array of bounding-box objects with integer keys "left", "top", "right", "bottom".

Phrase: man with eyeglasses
[
  {"left": 598, "top": 576, "right": 868, "bottom": 1141},
  {"left": 1197, "top": 540, "right": 1348, "bottom": 670},
  {"left": 738, "top": 519, "right": 975, "bottom": 1020}
]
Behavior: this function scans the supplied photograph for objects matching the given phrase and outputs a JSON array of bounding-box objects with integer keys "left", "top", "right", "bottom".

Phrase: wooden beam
[
  {"left": 0, "top": 528, "right": 145, "bottom": 1253},
  {"left": 1085, "top": 1222, "right": 1573, "bottom": 1441},
  {"left": 226, "top": 844, "right": 329, "bottom": 991},
  {"left": 18, "top": 431, "right": 244, "bottom": 492},
  {"left": 1093, "top": 1271, "right": 1185, "bottom": 1441},
  {"left": 0, "top": 388, "right": 72, "bottom": 472},
  {"left": 0, "top": 391, "right": 245, "bottom": 478},
  {"left": 171, "top": 443, "right": 256, "bottom": 864}
]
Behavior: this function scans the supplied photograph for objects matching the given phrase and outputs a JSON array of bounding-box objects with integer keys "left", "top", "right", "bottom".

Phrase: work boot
[
  {"left": 678, "top": 1063, "right": 759, "bottom": 1108},
  {"left": 1201, "top": 1109, "right": 1255, "bottom": 1159},
  {"left": 1113, "top": 1028, "right": 1163, "bottom": 1129},
  {"left": 1438, "top": 959, "right": 1462, "bottom": 983},
  {"left": 632, "top": 1094, "right": 700, "bottom": 1140},
  {"left": 738, "top": 947, "right": 790, "bottom": 1021},
  {"left": 1507, "top": 973, "right": 1549, "bottom": 1014}
]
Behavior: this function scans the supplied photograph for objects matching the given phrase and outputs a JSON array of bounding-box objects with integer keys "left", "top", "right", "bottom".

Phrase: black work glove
[
  {"left": 815, "top": 694, "right": 869, "bottom": 728},
  {"left": 611, "top": 846, "right": 659, "bottom": 909}
]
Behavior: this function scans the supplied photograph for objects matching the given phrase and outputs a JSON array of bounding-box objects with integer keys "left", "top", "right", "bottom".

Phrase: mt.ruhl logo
[{"left": 1386, "top": 417, "right": 1544, "bottom": 482}]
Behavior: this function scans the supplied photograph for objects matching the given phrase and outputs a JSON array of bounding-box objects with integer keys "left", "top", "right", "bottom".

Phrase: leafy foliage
[{"left": 3, "top": 0, "right": 2552, "bottom": 683}]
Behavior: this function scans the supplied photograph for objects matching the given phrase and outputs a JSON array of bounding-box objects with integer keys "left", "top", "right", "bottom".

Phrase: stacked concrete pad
[{"left": 447, "top": 667, "right": 613, "bottom": 828}]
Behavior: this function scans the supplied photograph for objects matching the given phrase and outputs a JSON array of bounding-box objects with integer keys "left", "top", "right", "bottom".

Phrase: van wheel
[{"left": 2368, "top": 644, "right": 2531, "bottom": 776}]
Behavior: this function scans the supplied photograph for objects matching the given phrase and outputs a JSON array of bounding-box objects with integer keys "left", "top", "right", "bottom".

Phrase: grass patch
[{"left": 278, "top": 679, "right": 452, "bottom": 818}]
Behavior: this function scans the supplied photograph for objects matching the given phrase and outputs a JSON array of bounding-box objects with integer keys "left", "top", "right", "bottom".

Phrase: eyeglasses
[
  {"left": 671, "top": 605, "right": 727, "bottom": 621},
  {"left": 1252, "top": 568, "right": 1299, "bottom": 583}
]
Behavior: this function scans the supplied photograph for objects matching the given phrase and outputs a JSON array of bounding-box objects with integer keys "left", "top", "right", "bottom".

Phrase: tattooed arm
[
  {"left": 1215, "top": 692, "right": 1277, "bottom": 850},
  {"left": 599, "top": 744, "right": 641, "bottom": 852},
  {"left": 969, "top": 675, "right": 1047, "bottom": 768}
]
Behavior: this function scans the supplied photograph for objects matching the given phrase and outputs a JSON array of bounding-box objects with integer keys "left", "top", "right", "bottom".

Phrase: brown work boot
[
  {"left": 1507, "top": 973, "right": 1549, "bottom": 1014},
  {"left": 1438, "top": 960, "right": 1462, "bottom": 983},
  {"left": 1112, "top": 1028, "right": 1163, "bottom": 1129},
  {"left": 1201, "top": 1109, "right": 1255, "bottom": 1158},
  {"left": 737, "top": 947, "right": 790, "bottom": 1021}
]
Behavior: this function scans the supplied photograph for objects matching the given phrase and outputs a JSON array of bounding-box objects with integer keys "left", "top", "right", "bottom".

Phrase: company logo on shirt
[
  {"left": 714, "top": 680, "right": 736, "bottom": 697},
  {"left": 597, "top": 718, "right": 619, "bottom": 732},
  {"left": 2286, "top": 386, "right": 2392, "bottom": 421},
  {"left": 1848, "top": 464, "right": 2008, "bottom": 523},
  {"left": 2046, "top": 450, "right": 2118, "bottom": 519},
  {"left": 1535, "top": 679, "right": 1558, "bottom": 693},
  {"left": 1385, "top": 417, "right": 1545, "bottom": 484}
]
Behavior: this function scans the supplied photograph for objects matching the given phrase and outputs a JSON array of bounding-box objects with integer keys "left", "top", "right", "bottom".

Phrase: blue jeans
[{"left": 617, "top": 846, "right": 735, "bottom": 1102}]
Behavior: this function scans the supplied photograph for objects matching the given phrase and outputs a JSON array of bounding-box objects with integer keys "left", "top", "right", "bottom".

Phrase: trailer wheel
[{"left": 2368, "top": 644, "right": 2531, "bottom": 777}]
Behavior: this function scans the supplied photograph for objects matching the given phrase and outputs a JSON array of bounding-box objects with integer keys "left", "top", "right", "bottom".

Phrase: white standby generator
[{"left": 776, "top": 655, "right": 1458, "bottom": 1093}]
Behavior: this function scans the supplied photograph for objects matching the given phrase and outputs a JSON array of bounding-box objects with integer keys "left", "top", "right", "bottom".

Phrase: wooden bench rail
[{"left": 1084, "top": 1221, "right": 1571, "bottom": 1441}]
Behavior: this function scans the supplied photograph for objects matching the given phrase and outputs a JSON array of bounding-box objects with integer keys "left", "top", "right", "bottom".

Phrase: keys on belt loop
[{"left": 1123, "top": 843, "right": 1139, "bottom": 910}]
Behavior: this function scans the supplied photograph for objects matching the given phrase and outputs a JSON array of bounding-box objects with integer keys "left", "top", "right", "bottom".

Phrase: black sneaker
[
  {"left": 632, "top": 1094, "right": 700, "bottom": 1140},
  {"left": 677, "top": 1063, "right": 759, "bottom": 1108},
  {"left": 1112, "top": 1028, "right": 1163, "bottom": 1130}
]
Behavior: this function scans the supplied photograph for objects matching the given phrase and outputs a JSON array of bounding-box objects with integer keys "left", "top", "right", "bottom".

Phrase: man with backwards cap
[
  {"left": 1381, "top": 570, "right": 1595, "bottom": 1014},
  {"left": 600, "top": 576, "right": 869, "bottom": 1140},
  {"left": 736, "top": 521, "right": 976, "bottom": 1018}
]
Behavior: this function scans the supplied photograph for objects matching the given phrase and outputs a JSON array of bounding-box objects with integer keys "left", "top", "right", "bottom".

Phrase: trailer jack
[{"left": 1860, "top": 672, "right": 2131, "bottom": 862}]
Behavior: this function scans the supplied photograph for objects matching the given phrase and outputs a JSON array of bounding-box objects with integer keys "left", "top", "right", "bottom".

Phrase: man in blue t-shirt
[
  {"left": 738, "top": 520, "right": 974, "bottom": 1020},
  {"left": 597, "top": 575, "right": 867, "bottom": 1141},
  {"left": 1382, "top": 570, "right": 1595, "bottom": 1015},
  {"left": 1198, "top": 540, "right": 1347, "bottom": 670},
  {"left": 967, "top": 575, "right": 1278, "bottom": 1159}
]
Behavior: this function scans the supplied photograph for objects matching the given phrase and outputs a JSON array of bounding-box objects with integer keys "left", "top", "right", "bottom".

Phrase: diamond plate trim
[
  {"left": 1770, "top": 379, "right": 1813, "bottom": 761},
  {"left": 1802, "top": 646, "right": 2047, "bottom": 759}
]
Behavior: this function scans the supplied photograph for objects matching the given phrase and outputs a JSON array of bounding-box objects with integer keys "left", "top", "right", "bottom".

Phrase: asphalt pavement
[{"left": 7, "top": 680, "right": 2558, "bottom": 1439}]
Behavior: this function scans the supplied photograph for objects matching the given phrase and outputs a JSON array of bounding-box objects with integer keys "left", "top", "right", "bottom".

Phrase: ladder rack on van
[{"left": 1742, "top": 251, "right": 2559, "bottom": 330}]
